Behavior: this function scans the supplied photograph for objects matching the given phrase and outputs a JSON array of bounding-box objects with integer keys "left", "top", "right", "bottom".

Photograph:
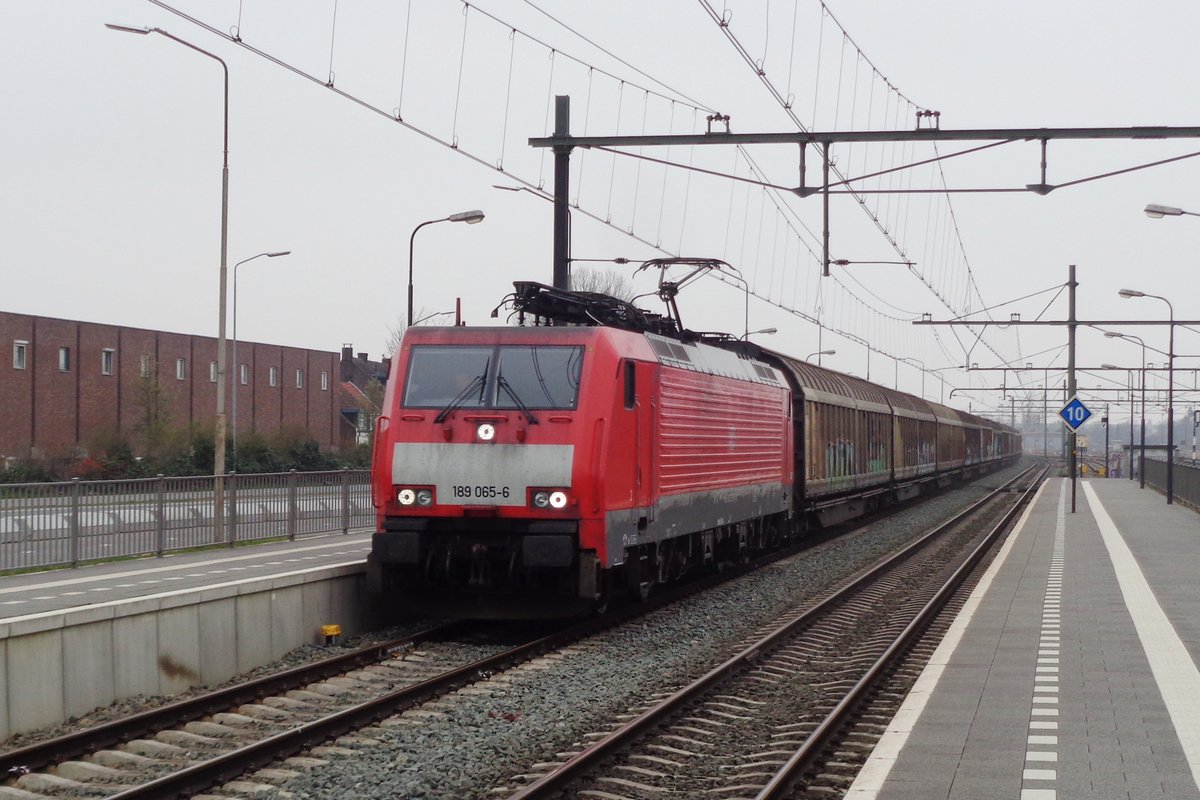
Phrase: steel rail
[
  {"left": 90, "top": 530, "right": 816, "bottom": 799},
  {"left": 506, "top": 460, "right": 1044, "bottom": 799},
  {"left": 755, "top": 460, "right": 1049, "bottom": 798},
  {"left": 0, "top": 621, "right": 475, "bottom": 775}
]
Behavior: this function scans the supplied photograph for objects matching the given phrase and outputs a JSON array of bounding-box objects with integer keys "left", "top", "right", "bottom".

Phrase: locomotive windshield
[{"left": 403, "top": 345, "right": 583, "bottom": 410}]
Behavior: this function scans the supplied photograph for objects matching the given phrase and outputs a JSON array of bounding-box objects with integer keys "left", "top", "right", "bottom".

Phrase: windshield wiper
[
  {"left": 434, "top": 374, "right": 486, "bottom": 424},
  {"left": 497, "top": 376, "right": 539, "bottom": 424}
]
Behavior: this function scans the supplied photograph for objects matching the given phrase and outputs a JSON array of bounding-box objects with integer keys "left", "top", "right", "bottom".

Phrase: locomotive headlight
[
  {"left": 477, "top": 423, "right": 496, "bottom": 441},
  {"left": 532, "top": 491, "right": 550, "bottom": 509},
  {"left": 416, "top": 489, "right": 434, "bottom": 506},
  {"left": 397, "top": 488, "right": 416, "bottom": 506},
  {"left": 549, "top": 491, "right": 569, "bottom": 509}
]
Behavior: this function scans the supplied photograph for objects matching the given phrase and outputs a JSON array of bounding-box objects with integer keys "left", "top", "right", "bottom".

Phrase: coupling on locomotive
[{"left": 369, "top": 266, "right": 1021, "bottom": 618}]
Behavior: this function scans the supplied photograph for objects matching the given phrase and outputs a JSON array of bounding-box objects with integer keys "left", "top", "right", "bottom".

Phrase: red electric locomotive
[
  {"left": 369, "top": 283, "right": 793, "bottom": 616},
  {"left": 369, "top": 275, "right": 1021, "bottom": 617}
]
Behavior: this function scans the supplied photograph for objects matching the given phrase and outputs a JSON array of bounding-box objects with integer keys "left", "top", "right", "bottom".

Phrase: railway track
[
  {"left": 0, "top": 529, "right": 818, "bottom": 799},
  {"left": 0, "top": 620, "right": 534, "bottom": 797},
  {"left": 498, "top": 460, "right": 1047, "bottom": 799}
]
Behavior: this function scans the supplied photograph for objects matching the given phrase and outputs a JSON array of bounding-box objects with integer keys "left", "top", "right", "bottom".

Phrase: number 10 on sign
[{"left": 1058, "top": 396, "right": 1092, "bottom": 431}]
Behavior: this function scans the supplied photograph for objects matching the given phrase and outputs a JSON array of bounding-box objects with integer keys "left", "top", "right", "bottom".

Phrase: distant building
[
  {"left": 339, "top": 345, "right": 389, "bottom": 446},
  {"left": 0, "top": 310, "right": 385, "bottom": 463}
]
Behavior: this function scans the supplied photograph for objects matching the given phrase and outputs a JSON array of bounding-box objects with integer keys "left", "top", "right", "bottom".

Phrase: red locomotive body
[
  {"left": 368, "top": 279, "right": 1021, "bottom": 618},
  {"left": 369, "top": 324, "right": 792, "bottom": 616}
]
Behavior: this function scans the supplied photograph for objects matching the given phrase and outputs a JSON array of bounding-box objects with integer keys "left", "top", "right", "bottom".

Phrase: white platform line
[
  {"left": 0, "top": 536, "right": 371, "bottom": 595},
  {"left": 0, "top": 560, "right": 366, "bottom": 626},
  {"left": 1082, "top": 482, "right": 1200, "bottom": 792},
  {"left": 1022, "top": 481, "right": 1065, "bottom": 798}
]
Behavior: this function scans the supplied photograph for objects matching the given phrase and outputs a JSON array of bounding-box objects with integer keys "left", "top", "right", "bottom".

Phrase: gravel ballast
[{"left": 276, "top": 462, "right": 1029, "bottom": 799}]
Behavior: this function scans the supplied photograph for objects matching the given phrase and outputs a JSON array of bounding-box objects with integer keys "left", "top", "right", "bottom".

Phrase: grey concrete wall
[{"left": 0, "top": 563, "right": 380, "bottom": 739}]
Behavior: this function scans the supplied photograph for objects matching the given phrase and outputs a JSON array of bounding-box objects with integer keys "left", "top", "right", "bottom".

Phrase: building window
[
  {"left": 13, "top": 340, "right": 28, "bottom": 370},
  {"left": 101, "top": 349, "right": 115, "bottom": 376},
  {"left": 321, "top": 371, "right": 329, "bottom": 391},
  {"left": 176, "top": 357, "right": 186, "bottom": 381},
  {"left": 139, "top": 354, "right": 151, "bottom": 378},
  {"left": 295, "top": 369, "right": 304, "bottom": 389},
  {"left": 269, "top": 366, "right": 278, "bottom": 387},
  {"left": 209, "top": 361, "right": 218, "bottom": 383},
  {"left": 240, "top": 364, "right": 249, "bottom": 385},
  {"left": 58, "top": 347, "right": 71, "bottom": 372}
]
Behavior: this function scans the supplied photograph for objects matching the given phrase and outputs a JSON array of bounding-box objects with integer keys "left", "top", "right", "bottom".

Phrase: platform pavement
[
  {"left": 847, "top": 476, "right": 1200, "bottom": 800},
  {"left": 0, "top": 529, "right": 373, "bottom": 620}
]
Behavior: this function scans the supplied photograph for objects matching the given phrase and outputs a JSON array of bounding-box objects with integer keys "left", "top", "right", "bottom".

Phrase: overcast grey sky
[{"left": 4, "top": 1, "right": 1199, "bottom": 420}]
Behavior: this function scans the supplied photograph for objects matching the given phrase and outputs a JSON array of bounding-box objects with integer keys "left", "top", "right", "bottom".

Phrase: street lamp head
[
  {"left": 449, "top": 210, "right": 485, "bottom": 224},
  {"left": 1118, "top": 288, "right": 1145, "bottom": 299},
  {"left": 740, "top": 327, "right": 777, "bottom": 339},
  {"left": 266, "top": 250, "right": 291, "bottom": 257},
  {"left": 104, "top": 23, "right": 152, "bottom": 34},
  {"left": 1104, "top": 331, "right": 1124, "bottom": 339},
  {"left": 1101, "top": 363, "right": 1120, "bottom": 370},
  {"left": 1144, "top": 203, "right": 1183, "bottom": 218}
]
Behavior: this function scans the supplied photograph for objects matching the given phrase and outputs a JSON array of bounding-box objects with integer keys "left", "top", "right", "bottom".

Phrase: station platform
[
  {"left": 0, "top": 531, "right": 379, "bottom": 740},
  {"left": 848, "top": 476, "right": 1200, "bottom": 800}
]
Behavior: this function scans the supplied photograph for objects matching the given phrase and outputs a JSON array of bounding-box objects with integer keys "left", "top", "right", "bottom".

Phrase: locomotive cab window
[
  {"left": 403, "top": 346, "right": 492, "bottom": 408},
  {"left": 494, "top": 346, "right": 582, "bottom": 410},
  {"left": 403, "top": 345, "right": 583, "bottom": 410}
]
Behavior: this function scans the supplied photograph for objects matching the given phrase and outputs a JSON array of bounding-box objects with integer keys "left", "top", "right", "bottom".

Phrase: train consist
[{"left": 369, "top": 278, "right": 1020, "bottom": 617}]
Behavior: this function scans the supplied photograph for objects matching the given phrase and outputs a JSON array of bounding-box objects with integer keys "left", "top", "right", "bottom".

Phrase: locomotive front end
[{"left": 369, "top": 327, "right": 602, "bottom": 617}]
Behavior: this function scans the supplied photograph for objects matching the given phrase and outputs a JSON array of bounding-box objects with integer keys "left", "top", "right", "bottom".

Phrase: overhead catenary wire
[{"left": 145, "top": 0, "right": 1012, "bottom": 384}]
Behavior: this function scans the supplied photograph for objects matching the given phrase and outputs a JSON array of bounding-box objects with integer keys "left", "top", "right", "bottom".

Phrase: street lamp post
[
  {"left": 107, "top": 23, "right": 232, "bottom": 540},
  {"left": 1105, "top": 331, "right": 1148, "bottom": 487},
  {"left": 1102, "top": 405, "right": 1110, "bottom": 478},
  {"left": 232, "top": 251, "right": 291, "bottom": 471},
  {"left": 408, "top": 211, "right": 485, "bottom": 328},
  {"left": 806, "top": 349, "right": 836, "bottom": 363},
  {"left": 1116, "top": 293, "right": 1174, "bottom": 503},
  {"left": 900, "top": 357, "right": 926, "bottom": 399},
  {"left": 1141, "top": 202, "right": 1199, "bottom": 498},
  {"left": 1102, "top": 361, "right": 1135, "bottom": 480}
]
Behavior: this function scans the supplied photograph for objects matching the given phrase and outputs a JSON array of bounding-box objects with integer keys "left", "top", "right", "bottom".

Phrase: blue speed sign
[{"left": 1058, "top": 396, "right": 1092, "bottom": 431}]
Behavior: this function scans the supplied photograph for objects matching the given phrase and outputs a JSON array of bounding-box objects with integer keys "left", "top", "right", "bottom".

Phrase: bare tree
[
  {"left": 384, "top": 308, "right": 460, "bottom": 358},
  {"left": 570, "top": 267, "right": 636, "bottom": 301}
]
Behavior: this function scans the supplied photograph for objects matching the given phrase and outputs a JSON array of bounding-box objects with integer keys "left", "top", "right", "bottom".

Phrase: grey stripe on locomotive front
[{"left": 392, "top": 443, "right": 574, "bottom": 506}]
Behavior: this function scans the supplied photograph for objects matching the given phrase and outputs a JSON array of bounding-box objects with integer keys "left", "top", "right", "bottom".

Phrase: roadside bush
[
  {"left": 0, "top": 458, "right": 59, "bottom": 484},
  {"left": 0, "top": 426, "right": 357, "bottom": 483}
]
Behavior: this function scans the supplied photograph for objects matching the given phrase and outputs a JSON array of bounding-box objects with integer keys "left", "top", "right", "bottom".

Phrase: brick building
[{"left": 0, "top": 310, "right": 385, "bottom": 463}]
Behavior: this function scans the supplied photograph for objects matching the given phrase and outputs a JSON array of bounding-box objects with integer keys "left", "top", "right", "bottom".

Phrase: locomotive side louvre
[
  {"left": 611, "top": 333, "right": 793, "bottom": 566},
  {"left": 631, "top": 360, "right": 791, "bottom": 546}
]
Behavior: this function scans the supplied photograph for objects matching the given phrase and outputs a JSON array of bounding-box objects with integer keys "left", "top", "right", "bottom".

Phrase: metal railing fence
[
  {"left": 1143, "top": 458, "right": 1200, "bottom": 511},
  {"left": 0, "top": 470, "right": 372, "bottom": 572}
]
